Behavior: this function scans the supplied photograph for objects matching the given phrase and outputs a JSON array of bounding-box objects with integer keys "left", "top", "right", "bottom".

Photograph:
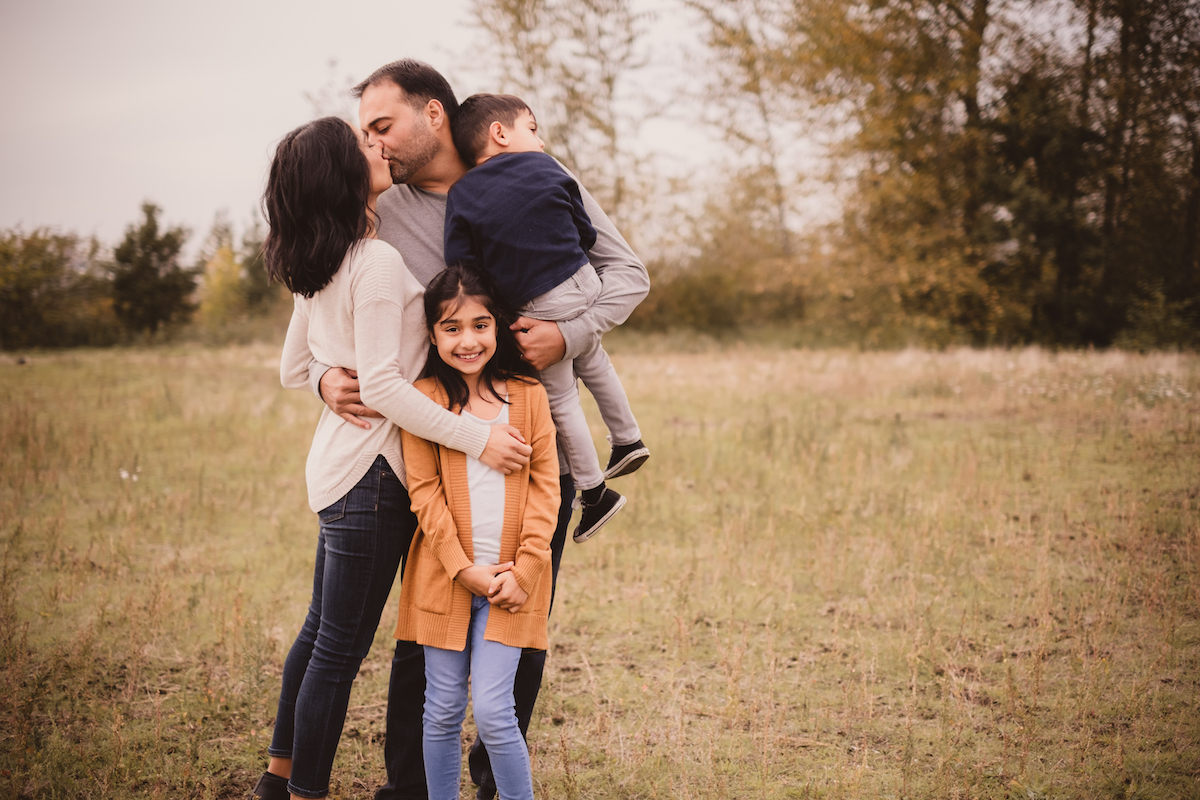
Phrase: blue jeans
[
  {"left": 374, "top": 472, "right": 573, "bottom": 800},
  {"left": 423, "top": 597, "right": 533, "bottom": 800},
  {"left": 269, "top": 456, "right": 413, "bottom": 798}
]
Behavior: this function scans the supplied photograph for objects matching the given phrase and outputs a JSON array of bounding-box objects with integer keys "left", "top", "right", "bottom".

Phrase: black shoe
[
  {"left": 250, "top": 772, "right": 289, "bottom": 800},
  {"left": 603, "top": 439, "right": 650, "bottom": 480},
  {"left": 468, "top": 737, "right": 496, "bottom": 800},
  {"left": 573, "top": 486, "right": 626, "bottom": 543}
]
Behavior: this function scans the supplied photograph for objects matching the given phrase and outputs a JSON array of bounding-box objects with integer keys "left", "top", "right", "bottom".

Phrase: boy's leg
[
  {"left": 539, "top": 356, "right": 605, "bottom": 491},
  {"left": 573, "top": 341, "right": 641, "bottom": 446}
]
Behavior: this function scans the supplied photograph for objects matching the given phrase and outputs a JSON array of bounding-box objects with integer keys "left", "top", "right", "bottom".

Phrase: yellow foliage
[{"left": 198, "top": 246, "right": 246, "bottom": 327}]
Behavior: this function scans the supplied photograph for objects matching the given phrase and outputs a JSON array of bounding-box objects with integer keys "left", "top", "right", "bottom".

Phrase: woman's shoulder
[
  {"left": 352, "top": 238, "right": 405, "bottom": 268},
  {"left": 348, "top": 239, "right": 420, "bottom": 295}
]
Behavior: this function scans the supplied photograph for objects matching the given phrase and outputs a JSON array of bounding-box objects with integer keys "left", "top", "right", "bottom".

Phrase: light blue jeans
[{"left": 423, "top": 596, "right": 533, "bottom": 800}]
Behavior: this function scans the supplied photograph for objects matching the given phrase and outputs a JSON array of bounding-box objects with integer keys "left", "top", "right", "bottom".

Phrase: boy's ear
[{"left": 488, "top": 120, "right": 508, "bottom": 147}]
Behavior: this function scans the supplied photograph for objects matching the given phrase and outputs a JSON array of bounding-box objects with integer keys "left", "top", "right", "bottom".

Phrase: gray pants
[{"left": 522, "top": 263, "right": 641, "bottom": 491}]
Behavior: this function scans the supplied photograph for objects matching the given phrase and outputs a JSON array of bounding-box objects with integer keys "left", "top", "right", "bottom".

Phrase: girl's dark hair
[
  {"left": 262, "top": 117, "right": 373, "bottom": 297},
  {"left": 422, "top": 263, "right": 535, "bottom": 411}
]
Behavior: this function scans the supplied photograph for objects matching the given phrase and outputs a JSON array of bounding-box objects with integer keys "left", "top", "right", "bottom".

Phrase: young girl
[
  {"left": 252, "top": 118, "right": 530, "bottom": 800},
  {"left": 395, "top": 264, "right": 560, "bottom": 800}
]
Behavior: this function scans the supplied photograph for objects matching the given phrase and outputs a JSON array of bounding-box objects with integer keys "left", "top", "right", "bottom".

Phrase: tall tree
[
  {"left": 468, "top": 0, "right": 648, "bottom": 232},
  {"left": 110, "top": 203, "right": 195, "bottom": 335},
  {"left": 685, "top": 0, "right": 798, "bottom": 256}
]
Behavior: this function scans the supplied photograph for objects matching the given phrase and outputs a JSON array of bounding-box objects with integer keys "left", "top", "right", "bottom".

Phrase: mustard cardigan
[{"left": 395, "top": 376, "right": 560, "bottom": 651}]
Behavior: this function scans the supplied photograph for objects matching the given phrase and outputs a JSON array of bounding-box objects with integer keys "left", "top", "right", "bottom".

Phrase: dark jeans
[
  {"left": 270, "top": 456, "right": 415, "bottom": 799},
  {"left": 374, "top": 472, "right": 573, "bottom": 800}
]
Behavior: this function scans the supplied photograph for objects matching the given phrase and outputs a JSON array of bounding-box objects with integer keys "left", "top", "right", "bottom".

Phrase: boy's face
[{"left": 498, "top": 110, "right": 544, "bottom": 156}]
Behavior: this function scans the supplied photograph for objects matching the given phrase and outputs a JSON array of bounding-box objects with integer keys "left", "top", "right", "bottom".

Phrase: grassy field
[{"left": 1, "top": 338, "right": 1197, "bottom": 799}]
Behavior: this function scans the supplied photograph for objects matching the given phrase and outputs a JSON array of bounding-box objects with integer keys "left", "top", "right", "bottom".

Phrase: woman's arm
[
  {"left": 339, "top": 246, "right": 533, "bottom": 471},
  {"left": 279, "top": 297, "right": 312, "bottom": 391}
]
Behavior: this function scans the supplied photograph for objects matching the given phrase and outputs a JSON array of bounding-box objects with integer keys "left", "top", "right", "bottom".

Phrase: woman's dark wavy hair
[
  {"left": 262, "top": 117, "right": 373, "bottom": 297},
  {"left": 421, "top": 263, "right": 535, "bottom": 411}
]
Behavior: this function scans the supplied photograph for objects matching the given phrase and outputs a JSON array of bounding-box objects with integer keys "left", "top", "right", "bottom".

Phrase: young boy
[{"left": 444, "top": 93, "right": 649, "bottom": 544}]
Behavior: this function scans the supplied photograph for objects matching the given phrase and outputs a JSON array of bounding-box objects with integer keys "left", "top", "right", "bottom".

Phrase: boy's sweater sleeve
[
  {"left": 510, "top": 382, "right": 559, "bottom": 596},
  {"left": 401, "top": 425, "right": 475, "bottom": 582},
  {"left": 443, "top": 189, "right": 478, "bottom": 270},
  {"left": 569, "top": 179, "right": 598, "bottom": 253}
]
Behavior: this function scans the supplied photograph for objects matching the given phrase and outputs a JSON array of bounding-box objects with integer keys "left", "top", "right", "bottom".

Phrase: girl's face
[{"left": 431, "top": 295, "right": 497, "bottom": 380}]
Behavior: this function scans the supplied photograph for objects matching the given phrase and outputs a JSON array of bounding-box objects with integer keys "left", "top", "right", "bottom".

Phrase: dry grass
[{"left": 1, "top": 341, "right": 1197, "bottom": 799}]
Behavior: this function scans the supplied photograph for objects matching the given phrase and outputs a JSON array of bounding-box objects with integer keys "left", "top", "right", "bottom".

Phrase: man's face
[{"left": 359, "top": 82, "right": 440, "bottom": 185}]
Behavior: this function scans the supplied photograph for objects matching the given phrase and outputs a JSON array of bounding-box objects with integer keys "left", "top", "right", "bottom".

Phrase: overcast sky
[{"left": 0, "top": 0, "right": 494, "bottom": 252}]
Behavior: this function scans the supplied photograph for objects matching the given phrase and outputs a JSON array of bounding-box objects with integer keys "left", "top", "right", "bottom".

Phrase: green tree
[
  {"left": 0, "top": 229, "right": 118, "bottom": 350},
  {"left": 239, "top": 216, "right": 272, "bottom": 311},
  {"left": 109, "top": 203, "right": 195, "bottom": 335}
]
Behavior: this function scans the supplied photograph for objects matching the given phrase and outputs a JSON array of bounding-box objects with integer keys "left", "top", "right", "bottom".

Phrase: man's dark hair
[
  {"left": 352, "top": 58, "right": 459, "bottom": 116},
  {"left": 450, "top": 93, "right": 533, "bottom": 167},
  {"left": 261, "top": 117, "right": 373, "bottom": 298},
  {"left": 421, "top": 262, "right": 535, "bottom": 411}
]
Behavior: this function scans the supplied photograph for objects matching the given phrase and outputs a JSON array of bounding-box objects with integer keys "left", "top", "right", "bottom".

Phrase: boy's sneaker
[
  {"left": 603, "top": 438, "right": 650, "bottom": 480},
  {"left": 573, "top": 486, "right": 627, "bottom": 543}
]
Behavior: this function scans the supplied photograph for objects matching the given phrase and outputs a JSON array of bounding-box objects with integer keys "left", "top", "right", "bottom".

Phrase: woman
[{"left": 251, "top": 117, "right": 529, "bottom": 800}]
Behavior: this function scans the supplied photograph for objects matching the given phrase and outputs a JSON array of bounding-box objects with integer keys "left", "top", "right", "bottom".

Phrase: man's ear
[
  {"left": 426, "top": 99, "right": 446, "bottom": 131},
  {"left": 488, "top": 120, "right": 507, "bottom": 147}
]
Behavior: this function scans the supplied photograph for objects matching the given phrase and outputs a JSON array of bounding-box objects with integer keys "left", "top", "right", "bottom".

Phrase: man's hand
[
  {"left": 487, "top": 570, "right": 529, "bottom": 613},
  {"left": 319, "top": 368, "right": 383, "bottom": 430},
  {"left": 479, "top": 425, "right": 532, "bottom": 474},
  {"left": 456, "top": 562, "right": 514, "bottom": 597},
  {"left": 510, "top": 317, "right": 566, "bottom": 371}
]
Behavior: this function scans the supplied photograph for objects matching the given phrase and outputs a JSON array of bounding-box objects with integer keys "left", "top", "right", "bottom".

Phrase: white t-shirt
[{"left": 463, "top": 404, "right": 509, "bottom": 566}]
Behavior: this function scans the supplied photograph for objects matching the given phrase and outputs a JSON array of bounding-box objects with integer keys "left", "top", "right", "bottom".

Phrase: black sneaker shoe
[
  {"left": 603, "top": 439, "right": 650, "bottom": 480},
  {"left": 250, "top": 772, "right": 289, "bottom": 800},
  {"left": 573, "top": 486, "right": 627, "bottom": 543}
]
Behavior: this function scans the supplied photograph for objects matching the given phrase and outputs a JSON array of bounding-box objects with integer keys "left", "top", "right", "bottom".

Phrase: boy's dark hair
[
  {"left": 261, "top": 117, "right": 373, "bottom": 298},
  {"left": 421, "top": 263, "right": 535, "bottom": 411},
  {"left": 451, "top": 93, "right": 533, "bottom": 167},
  {"left": 352, "top": 58, "right": 459, "bottom": 117}
]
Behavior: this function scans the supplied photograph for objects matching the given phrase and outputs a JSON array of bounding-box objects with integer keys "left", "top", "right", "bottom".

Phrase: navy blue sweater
[{"left": 444, "top": 151, "right": 597, "bottom": 307}]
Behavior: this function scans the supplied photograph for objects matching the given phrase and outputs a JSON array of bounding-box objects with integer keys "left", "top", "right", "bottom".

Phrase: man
[{"left": 315, "top": 59, "right": 648, "bottom": 800}]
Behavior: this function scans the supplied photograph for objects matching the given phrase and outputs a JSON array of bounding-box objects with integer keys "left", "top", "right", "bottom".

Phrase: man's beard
[{"left": 388, "top": 126, "right": 440, "bottom": 184}]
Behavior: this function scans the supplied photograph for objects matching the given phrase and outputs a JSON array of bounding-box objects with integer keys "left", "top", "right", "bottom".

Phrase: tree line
[
  {"left": 4, "top": 0, "right": 1197, "bottom": 350},
  {"left": 469, "top": 0, "right": 1199, "bottom": 348},
  {"left": 0, "top": 203, "right": 279, "bottom": 350}
]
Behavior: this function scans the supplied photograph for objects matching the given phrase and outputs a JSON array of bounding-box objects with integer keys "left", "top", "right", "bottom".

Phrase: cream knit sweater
[{"left": 280, "top": 239, "right": 491, "bottom": 512}]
